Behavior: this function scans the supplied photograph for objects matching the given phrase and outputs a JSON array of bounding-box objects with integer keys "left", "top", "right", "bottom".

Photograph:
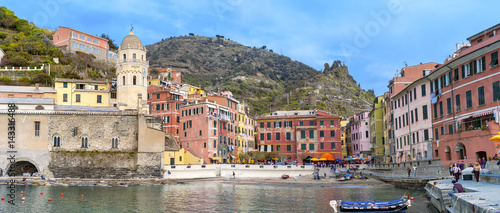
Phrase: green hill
[{"left": 146, "top": 35, "right": 375, "bottom": 117}]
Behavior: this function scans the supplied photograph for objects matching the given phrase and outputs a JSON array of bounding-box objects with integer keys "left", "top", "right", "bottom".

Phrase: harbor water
[{"left": 0, "top": 181, "right": 434, "bottom": 212}]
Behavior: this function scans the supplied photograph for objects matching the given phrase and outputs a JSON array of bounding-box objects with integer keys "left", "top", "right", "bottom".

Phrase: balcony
[{"left": 121, "top": 59, "right": 149, "bottom": 66}]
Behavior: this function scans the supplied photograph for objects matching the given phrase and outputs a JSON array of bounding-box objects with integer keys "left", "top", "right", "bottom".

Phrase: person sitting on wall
[{"left": 448, "top": 179, "right": 465, "bottom": 196}]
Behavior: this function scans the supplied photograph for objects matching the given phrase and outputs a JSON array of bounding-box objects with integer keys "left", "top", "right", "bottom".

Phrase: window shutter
[
  {"left": 469, "top": 62, "right": 473, "bottom": 75},
  {"left": 482, "top": 56, "right": 486, "bottom": 71},
  {"left": 473, "top": 60, "right": 477, "bottom": 74},
  {"left": 461, "top": 65, "right": 465, "bottom": 78}
]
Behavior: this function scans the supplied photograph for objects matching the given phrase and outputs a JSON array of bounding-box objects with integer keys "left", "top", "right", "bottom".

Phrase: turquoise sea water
[{"left": 0, "top": 181, "right": 431, "bottom": 212}]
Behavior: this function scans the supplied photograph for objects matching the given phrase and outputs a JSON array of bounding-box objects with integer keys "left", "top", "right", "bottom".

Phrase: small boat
[
  {"left": 281, "top": 174, "right": 290, "bottom": 179},
  {"left": 330, "top": 195, "right": 411, "bottom": 212}
]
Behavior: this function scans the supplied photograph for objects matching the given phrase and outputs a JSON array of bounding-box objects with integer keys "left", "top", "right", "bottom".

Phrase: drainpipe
[
  {"left": 445, "top": 65, "right": 456, "bottom": 134},
  {"left": 423, "top": 74, "right": 433, "bottom": 159},
  {"left": 404, "top": 88, "right": 412, "bottom": 162}
]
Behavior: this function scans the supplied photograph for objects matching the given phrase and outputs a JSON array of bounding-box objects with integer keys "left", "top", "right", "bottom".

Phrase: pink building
[
  {"left": 351, "top": 111, "right": 371, "bottom": 157},
  {"left": 391, "top": 71, "right": 435, "bottom": 162},
  {"left": 180, "top": 95, "right": 239, "bottom": 164},
  {"left": 147, "top": 85, "right": 184, "bottom": 141},
  {"left": 52, "top": 26, "right": 117, "bottom": 61},
  {"left": 387, "top": 63, "right": 439, "bottom": 162},
  {"left": 430, "top": 23, "right": 500, "bottom": 165}
]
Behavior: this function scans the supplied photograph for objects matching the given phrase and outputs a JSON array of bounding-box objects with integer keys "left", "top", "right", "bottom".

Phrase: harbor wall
[{"left": 163, "top": 164, "right": 314, "bottom": 179}]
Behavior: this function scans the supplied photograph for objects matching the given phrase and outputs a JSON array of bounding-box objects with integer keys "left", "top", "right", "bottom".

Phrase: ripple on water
[{"left": 0, "top": 182, "right": 431, "bottom": 212}]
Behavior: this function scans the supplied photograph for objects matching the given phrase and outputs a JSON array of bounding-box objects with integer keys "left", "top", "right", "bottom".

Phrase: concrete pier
[{"left": 425, "top": 174, "right": 500, "bottom": 213}]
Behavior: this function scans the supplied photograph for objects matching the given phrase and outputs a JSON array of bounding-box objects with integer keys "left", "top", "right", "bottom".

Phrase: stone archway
[
  {"left": 455, "top": 143, "right": 466, "bottom": 160},
  {"left": 445, "top": 146, "right": 451, "bottom": 161},
  {"left": 6, "top": 161, "right": 39, "bottom": 176}
]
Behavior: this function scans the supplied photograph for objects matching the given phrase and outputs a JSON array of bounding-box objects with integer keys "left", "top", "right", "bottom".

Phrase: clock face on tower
[{"left": 142, "top": 68, "right": 146, "bottom": 75}]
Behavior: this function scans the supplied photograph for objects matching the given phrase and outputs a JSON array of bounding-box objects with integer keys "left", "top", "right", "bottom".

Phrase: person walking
[
  {"left": 449, "top": 163, "right": 454, "bottom": 176},
  {"left": 407, "top": 166, "right": 411, "bottom": 178},
  {"left": 412, "top": 165, "right": 417, "bottom": 178},
  {"left": 473, "top": 162, "right": 481, "bottom": 184},
  {"left": 481, "top": 157, "right": 487, "bottom": 169},
  {"left": 452, "top": 163, "right": 461, "bottom": 181},
  {"left": 233, "top": 171, "right": 235, "bottom": 179}
]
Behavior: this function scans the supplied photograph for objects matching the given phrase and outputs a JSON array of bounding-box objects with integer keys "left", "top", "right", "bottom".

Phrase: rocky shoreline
[{"left": 0, "top": 174, "right": 388, "bottom": 187}]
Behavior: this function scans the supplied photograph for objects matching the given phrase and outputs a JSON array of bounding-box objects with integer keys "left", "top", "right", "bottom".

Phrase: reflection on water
[{"left": 0, "top": 181, "right": 433, "bottom": 212}]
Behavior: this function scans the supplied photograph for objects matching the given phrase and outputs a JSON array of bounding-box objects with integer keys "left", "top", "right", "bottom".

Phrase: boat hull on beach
[{"left": 330, "top": 197, "right": 411, "bottom": 212}]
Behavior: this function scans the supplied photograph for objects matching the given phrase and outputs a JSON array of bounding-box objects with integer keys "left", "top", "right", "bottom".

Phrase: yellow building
[
  {"left": 147, "top": 78, "right": 160, "bottom": 86},
  {"left": 340, "top": 119, "right": 348, "bottom": 159},
  {"left": 164, "top": 148, "right": 204, "bottom": 165},
  {"left": 54, "top": 78, "right": 111, "bottom": 107},
  {"left": 369, "top": 96, "right": 385, "bottom": 163},
  {"left": 181, "top": 84, "right": 207, "bottom": 97}
]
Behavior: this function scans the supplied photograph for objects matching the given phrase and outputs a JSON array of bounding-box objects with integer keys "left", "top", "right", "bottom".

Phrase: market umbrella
[
  {"left": 334, "top": 158, "right": 343, "bottom": 161},
  {"left": 353, "top": 158, "right": 361, "bottom": 161},
  {"left": 320, "top": 153, "right": 335, "bottom": 161},
  {"left": 318, "top": 158, "right": 327, "bottom": 161},
  {"left": 489, "top": 131, "right": 500, "bottom": 142},
  {"left": 345, "top": 158, "right": 354, "bottom": 161},
  {"left": 311, "top": 158, "right": 320, "bottom": 161},
  {"left": 271, "top": 157, "right": 279, "bottom": 161},
  {"left": 361, "top": 158, "right": 369, "bottom": 161}
]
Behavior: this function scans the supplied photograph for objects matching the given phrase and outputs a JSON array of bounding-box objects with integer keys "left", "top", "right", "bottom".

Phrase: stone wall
[
  {"left": 49, "top": 151, "right": 162, "bottom": 178},
  {"left": 364, "top": 159, "right": 448, "bottom": 178},
  {"left": 48, "top": 114, "right": 139, "bottom": 152}
]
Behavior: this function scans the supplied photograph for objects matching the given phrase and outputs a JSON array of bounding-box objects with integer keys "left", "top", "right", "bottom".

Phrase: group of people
[
  {"left": 406, "top": 165, "right": 418, "bottom": 178},
  {"left": 449, "top": 160, "right": 483, "bottom": 184}
]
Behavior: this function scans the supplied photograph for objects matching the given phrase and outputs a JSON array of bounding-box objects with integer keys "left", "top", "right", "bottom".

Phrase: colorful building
[
  {"left": 148, "top": 68, "right": 182, "bottom": 85},
  {"left": 256, "top": 110, "right": 341, "bottom": 163},
  {"left": 429, "top": 23, "right": 500, "bottom": 165},
  {"left": 54, "top": 78, "right": 111, "bottom": 107},
  {"left": 387, "top": 63, "right": 439, "bottom": 162},
  {"left": 52, "top": 26, "right": 117, "bottom": 62},
  {"left": 351, "top": 111, "right": 371, "bottom": 157},
  {"left": 178, "top": 94, "right": 240, "bottom": 164},
  {"left": 147, "top": 85, "right": 184, "bottom": 141},
  {"left": 340, "top": 119, "right": 348, "bottom": 159},
  {"left": 0, "top": 85, "right": 56, "bottom": 101},
  {"left": 369, "top": 96, "right": 385, "bottom": 163}
]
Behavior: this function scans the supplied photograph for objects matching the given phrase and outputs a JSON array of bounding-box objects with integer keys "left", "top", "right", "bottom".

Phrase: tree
[
  {"left": 189, "top": 33, "right": 194, "bottom": 36},
  {"left": 149, "top": 68, "right": 160, "bottom": 76},
  {"left": 100, "top": 34, "right": 118, "bottom": 50},
  {"left": 31, "top": 73, "right": 51, "bottom": 86}
]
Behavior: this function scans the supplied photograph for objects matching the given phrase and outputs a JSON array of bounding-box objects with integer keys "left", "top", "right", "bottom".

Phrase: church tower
[{"left": 116, "top": 28, "right": 149, "bottom": 114}]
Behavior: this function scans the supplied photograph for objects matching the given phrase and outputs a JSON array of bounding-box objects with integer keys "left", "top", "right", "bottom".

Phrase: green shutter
[
  {"left": 461, "top": 65, "right": 465, "bottom": 78},
  {"left": 473, "top": 59, "right": 477, "bottom": 74},
  {"left": 493, "top": 81, "right": 500, "bottom": 101},
  {"left": 469, "top": 62, "right": 473, "bottom": 75}
]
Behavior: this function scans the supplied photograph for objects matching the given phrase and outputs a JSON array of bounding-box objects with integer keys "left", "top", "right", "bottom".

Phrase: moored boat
[
  {"left": 330, "top": 195, "right": 411, "bottom": 212},
  {"left": 281, "top": 174, "right": 290, "bottom": 179}
]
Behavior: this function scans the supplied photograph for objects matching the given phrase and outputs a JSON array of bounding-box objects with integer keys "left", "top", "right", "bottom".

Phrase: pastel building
[
  {"left": 430, "top": 23, "right": 500, "bottom": 165},
  {"left": 351, "top": 111, "right": 371, "bottom": 157},
  {"left": 148, "top": 85, "right": 184, "bottom": 141},
  {"left": 54, "top": 78, "right": 111, "bottom": 107},
  {"left": 0, "top": 85, "right": 56, "bottom": 100},
  {"left": 391, "top": 68, "right": 434, "bottom": 162},
  {"left": 387, "top": 63, "right": 439, "bottom": 162},
  {"left": 340, "top": 119, "right": 348, "bottom": 159},
  {"left": 256, "top": 110, "right": 341, "bottom": 163},
  {"left": 369, "top": 96, "right": 386, "bottom": 163},
  {"left": 148, "top": 68, "right": 182, "bottom": 85},
  {"left": 52, "top": 26, "right": 118, "bottom": 61}
]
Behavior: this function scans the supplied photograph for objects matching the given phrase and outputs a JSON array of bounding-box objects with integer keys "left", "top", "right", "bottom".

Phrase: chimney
[{"left": 35, "top": 83, "right": 39, "bottom": 92}]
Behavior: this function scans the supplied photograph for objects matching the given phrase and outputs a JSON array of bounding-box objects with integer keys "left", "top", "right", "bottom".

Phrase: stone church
[{"left": 0, "top": 29, "right": 166, "bottom": 178}]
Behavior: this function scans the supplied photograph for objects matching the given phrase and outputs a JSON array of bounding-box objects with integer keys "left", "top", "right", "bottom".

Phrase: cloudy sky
[{"left": 3, "top": 0, "right": 499, "bottom": 95}]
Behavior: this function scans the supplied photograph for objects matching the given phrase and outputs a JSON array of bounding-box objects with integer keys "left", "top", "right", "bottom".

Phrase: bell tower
[{"left": 116, "top": 28, "right": 149, "bottom": 114}]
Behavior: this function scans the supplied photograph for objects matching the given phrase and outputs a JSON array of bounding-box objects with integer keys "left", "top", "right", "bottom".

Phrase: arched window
[
  {"left": 133, "top": 76, "right": 137, "bottom": 85},
  {"left": 133, "top": 53, "right": 136, "bottom": 60},
  {"left": 81, "top": 137, "right": 88, "bottom": 148},
  {"left": 53, "top": 136, "right": 61, "bottom": 147},
  {"left": 122, "top": 76, "right": 126, "bottom": 85},
  {"left": 141, "top": 55, "right": 144, "bottom": 60},
  {"left": 123, "top": 54, "right": 126, "bottom": 62},
  {"left": 112, "top": 137, "right": 119, "bottom": 148}
]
